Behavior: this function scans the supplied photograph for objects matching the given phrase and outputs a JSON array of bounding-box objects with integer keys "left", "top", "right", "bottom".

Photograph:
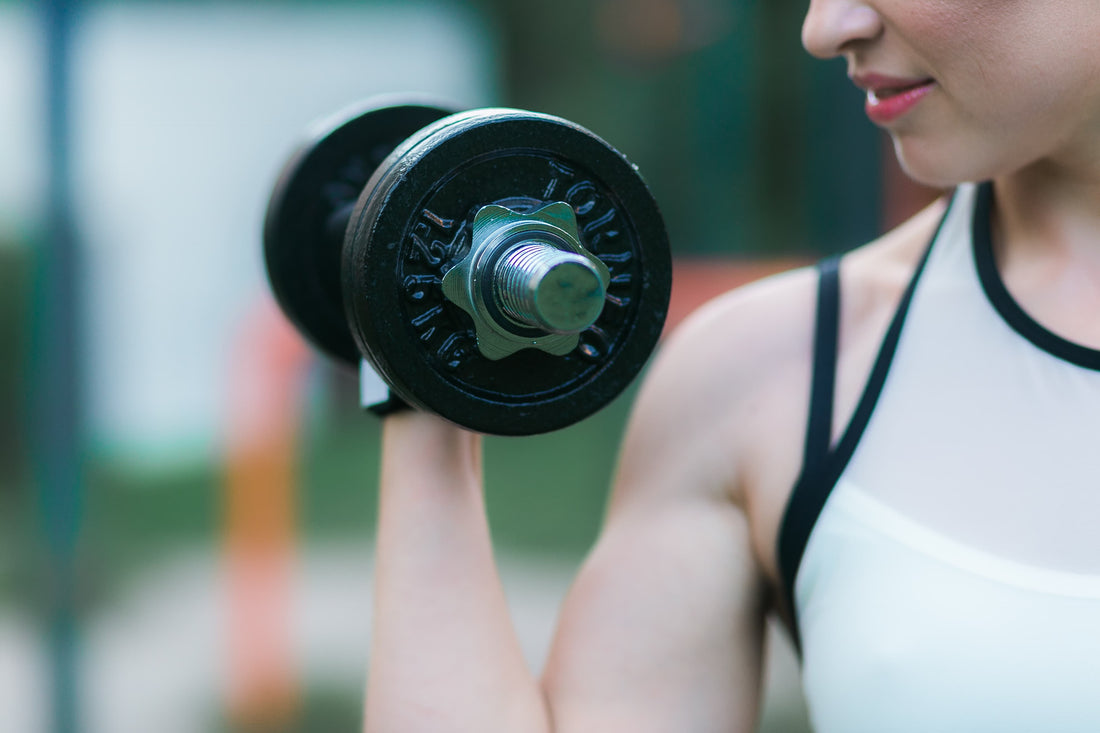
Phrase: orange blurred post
[{"left": 224, "top": 297, "right": 311, "bottom": 731}]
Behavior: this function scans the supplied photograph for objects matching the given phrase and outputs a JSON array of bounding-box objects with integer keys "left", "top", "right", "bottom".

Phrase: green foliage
[
  {"left": 483, "top": 387, "right": 632, "bottom": 554},
  {"left": 84, "top": 459, "right": 220, "bottom": 565}
]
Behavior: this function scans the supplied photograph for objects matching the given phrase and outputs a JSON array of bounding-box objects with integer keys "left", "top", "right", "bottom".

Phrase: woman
[{"left": 365, "top": 1, "right": 1100, "bottom": 730}]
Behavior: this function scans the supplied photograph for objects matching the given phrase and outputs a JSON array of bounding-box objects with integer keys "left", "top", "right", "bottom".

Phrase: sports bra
[{"left": 777, "top": 182, "right": 1100, "bottom": 732}]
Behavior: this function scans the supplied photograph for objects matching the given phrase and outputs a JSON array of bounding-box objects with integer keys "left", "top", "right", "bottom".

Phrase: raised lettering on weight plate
[
  {"left": 402, "top": 208, "right": 477, "bottom": 372},
  {"left": 542, "top": 159, "right": 640, "bottom": 361},
  {"left": 402, "top": 274, "right": 438, "bottom": 303},
  {"left": 409, "top": 210, "right": 465, "bottom": 267},
  {"left": 542, "top": 160, "right": 576, "bottom": 200},
  {"left": 437, "top": 331, "right": 476, "bottom": 371},
  {"left": 577, "top": 326, "right": 611, "bottom": 362},
  {"left": 598, "top": 251, "right": 634, "bottom": 317},
  {"left": 566, "top": 181, "right": 600, "bottom": 216}
]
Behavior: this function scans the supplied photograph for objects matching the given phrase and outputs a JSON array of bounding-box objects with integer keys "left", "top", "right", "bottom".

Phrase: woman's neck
[
  {"left": 994, "top": 158, "right": 1100, "bottom": 263},
  {"left": 989, "top": 162, "right": 1100, "bottom": 349}
]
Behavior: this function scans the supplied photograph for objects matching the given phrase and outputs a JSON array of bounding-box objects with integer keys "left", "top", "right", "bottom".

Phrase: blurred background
[{"left": 1, "top": 0, "right": 936, "bottom": 731}]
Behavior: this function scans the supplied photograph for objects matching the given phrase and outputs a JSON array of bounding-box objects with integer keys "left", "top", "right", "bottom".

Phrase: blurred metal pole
[{"left": 34, "top": 0, "right": 84, "bottom": 732}]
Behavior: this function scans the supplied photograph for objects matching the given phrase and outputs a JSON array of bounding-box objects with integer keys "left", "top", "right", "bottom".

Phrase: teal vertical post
[
  {"left": 34, "top": 1, "right": 83, "bottom": 731},
  {"left": 683, "top": 0, "right": 760, "bottom": 256}
]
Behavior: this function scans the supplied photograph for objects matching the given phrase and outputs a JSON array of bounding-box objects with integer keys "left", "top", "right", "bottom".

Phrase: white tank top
[{"left": 779, "top": 183, "right": 1100, "bottom": 732}]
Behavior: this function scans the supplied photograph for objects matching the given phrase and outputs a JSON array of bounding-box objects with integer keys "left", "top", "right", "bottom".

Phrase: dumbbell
[{"left": 263, "top": 95, "right": 671, "bottom": 435}]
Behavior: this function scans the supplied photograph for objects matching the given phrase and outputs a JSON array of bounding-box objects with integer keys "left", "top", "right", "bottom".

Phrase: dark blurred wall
[
  {"left": 0, "top": 242, "right": 29, "bottom": 488},
  {"left": 477, "top": 0, "right": 882, "bottom": 257}
]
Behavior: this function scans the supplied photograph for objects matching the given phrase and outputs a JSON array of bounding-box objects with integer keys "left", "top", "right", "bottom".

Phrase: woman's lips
[{"left": 853, "top": 74, "right": 936, "bottom": 124}]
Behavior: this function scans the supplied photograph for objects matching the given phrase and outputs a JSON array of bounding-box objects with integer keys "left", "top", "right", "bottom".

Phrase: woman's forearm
[{"left": 366, "top": 412, "right": 551, "bottom": 733}]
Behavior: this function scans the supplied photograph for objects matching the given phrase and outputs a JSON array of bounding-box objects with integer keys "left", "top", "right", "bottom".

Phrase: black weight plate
[
  {"left": 263, "top": 96, "right": 458, "bottom": 366},
  {"left": 343, "top": 109, "right": 672, "bottom": 435}
]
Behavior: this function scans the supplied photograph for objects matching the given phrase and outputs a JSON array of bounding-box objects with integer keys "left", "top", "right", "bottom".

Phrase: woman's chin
[{"left": 892, "top": 136, "right": 977, "bottom": 189}]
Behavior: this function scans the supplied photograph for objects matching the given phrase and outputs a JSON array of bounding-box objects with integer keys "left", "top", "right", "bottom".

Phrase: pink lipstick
[{"left": 852, "top": 74, "right": 936, "bottom": 125}]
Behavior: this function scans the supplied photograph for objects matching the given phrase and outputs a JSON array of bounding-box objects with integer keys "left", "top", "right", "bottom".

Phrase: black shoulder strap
[
  {"left": 777, "top": 204, "right": 950, "bottom": 650},
  {"left": 775, "top": 256, "right": 841, "bottom": 643},
  {"left": 803, "top": 255, "right": 841, "bottom": 477}
]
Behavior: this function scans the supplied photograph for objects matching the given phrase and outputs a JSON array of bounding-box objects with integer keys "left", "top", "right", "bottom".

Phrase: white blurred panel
[
  {"left": 0, "top": 5, "right": 44, "bottom": 237},
  {"left": 0, "top": 616, "right": 46, "bottom": 733},
  {"left": 73, "top": 2, "right": 499, "bottom": 465}
]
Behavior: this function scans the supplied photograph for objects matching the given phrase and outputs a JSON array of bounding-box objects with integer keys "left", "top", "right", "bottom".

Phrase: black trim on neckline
[
  {"left": 776, "top": 190, "right": 957, "bottom": 651},
  {"left": 972, "top": 181, "right": 1100, "bottom": 371}
]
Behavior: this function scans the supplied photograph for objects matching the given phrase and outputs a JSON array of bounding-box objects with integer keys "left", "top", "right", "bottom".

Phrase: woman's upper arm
[{"left": 539, "top": 295, "right": 778, "bottom": 733}]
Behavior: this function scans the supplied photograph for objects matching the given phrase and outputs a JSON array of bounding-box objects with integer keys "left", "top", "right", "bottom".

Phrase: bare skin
[
  {"left": 364, "top": 0, "right": 1100, "bottom": 729},
  {"left": 365, "top": 198, "right": 947, "bottom": 733}
]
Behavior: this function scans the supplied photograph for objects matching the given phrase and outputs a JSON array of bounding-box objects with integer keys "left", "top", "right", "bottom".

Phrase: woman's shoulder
[
  {"left": 655, "top": 193, "right": 948, "bottom": 400},
  {"left": 841, "top": 194, "right": 949, "bottom": 312},
  {"left": 628, "top": 196, "right": 950, "bottom": 493}
]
